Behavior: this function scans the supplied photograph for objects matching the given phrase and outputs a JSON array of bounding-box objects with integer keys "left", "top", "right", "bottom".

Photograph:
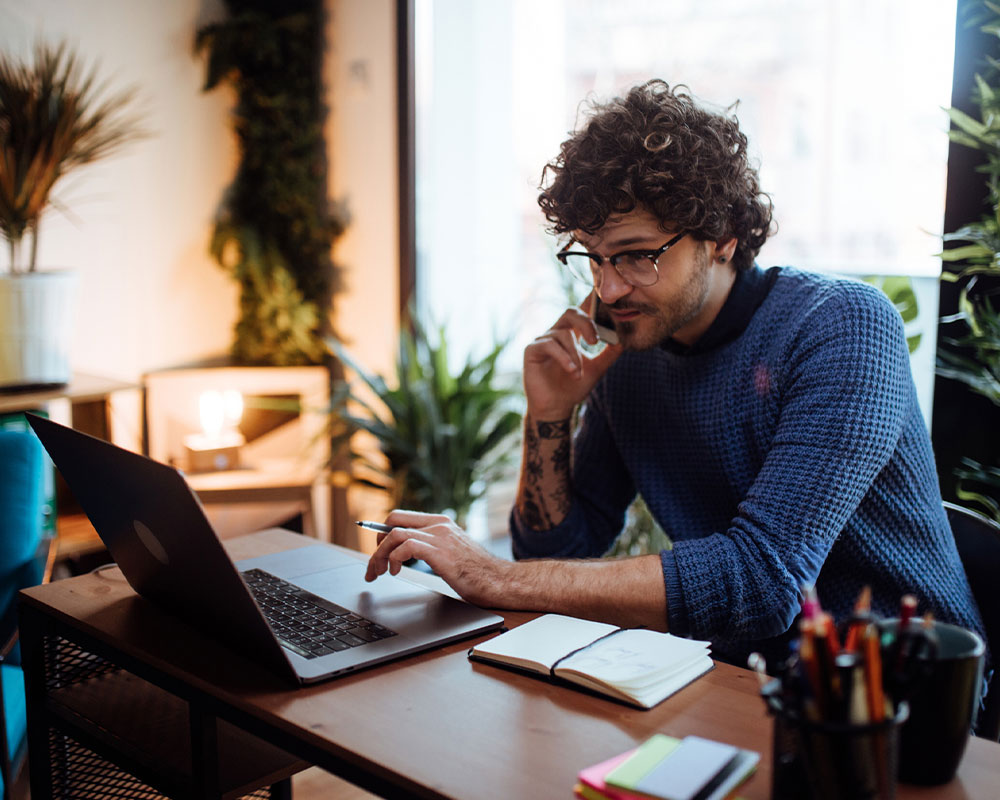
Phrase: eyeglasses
[{"left": 556, "top": 232, "right": 687, "bottom": 288}]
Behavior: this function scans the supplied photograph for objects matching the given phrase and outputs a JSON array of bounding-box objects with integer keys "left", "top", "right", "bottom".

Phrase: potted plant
[
  {"left": 330, "top": 315, "right": 523, "bottom": 529},
  {"left": 937, "top": 1, "right": 1000, "bottom": 521},
  {"left": 0, "top": 41, "right": 142, "bottom": 388}
]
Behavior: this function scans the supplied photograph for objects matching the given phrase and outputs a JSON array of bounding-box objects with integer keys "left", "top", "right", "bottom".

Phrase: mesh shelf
[
  {"left": 35, "top": 633, "right": 301, "bottom": 799},
  {"left": 47, "top": 732, "right": 277, "bottom": 799}
]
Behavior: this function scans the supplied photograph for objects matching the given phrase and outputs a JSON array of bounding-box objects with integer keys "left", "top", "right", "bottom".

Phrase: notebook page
[{"left": 472, "top": 614, "right": 619, "bottom": 670}]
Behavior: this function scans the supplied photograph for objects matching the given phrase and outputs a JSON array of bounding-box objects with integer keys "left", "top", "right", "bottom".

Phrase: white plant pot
[{"left": 0, "top": 271, "right": 78, "bottom": 389}]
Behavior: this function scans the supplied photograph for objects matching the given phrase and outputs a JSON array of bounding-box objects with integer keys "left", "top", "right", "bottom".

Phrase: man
[{"left": 364, "top": 80, "right": 985, "bottom": 669}]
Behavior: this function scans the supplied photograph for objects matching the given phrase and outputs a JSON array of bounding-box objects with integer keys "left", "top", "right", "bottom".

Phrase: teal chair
[{"left": 0, "top": 429, "right": 53, "bottom": 800}]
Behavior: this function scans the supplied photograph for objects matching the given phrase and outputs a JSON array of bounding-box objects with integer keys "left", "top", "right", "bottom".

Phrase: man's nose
[{"left": 595, "top": 263, "right": 633, "bottom": 304}]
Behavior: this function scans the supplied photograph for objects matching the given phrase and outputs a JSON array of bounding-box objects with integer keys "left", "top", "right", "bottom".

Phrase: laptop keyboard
[{"left": 242, "top": 568, "right": 397, "bottom": 660}]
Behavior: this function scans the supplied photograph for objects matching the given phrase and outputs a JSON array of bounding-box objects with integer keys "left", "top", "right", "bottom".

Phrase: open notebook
[{"left": 468, "top": 614, "right": 713, "bottom": 708}]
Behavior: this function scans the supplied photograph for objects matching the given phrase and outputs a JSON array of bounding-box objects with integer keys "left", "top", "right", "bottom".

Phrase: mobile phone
[{"left": 590, "top": 294, "right": 619, "bottom": 345}]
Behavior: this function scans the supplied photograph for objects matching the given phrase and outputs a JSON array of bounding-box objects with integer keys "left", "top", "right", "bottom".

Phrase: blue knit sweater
[{"left": 510, "top": 267, "right": 986, "bottom": 668}]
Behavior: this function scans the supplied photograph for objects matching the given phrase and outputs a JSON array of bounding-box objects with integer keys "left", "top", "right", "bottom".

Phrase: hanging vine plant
[{"left": 195, "top": 0, "right": 347, "bottom": 366}]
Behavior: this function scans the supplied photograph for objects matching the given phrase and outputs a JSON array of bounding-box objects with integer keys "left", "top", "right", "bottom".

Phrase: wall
[
  {"left": 0, "top": 1, "right": 402, "bottom": 546},
  {"left": 327, "top": 0, "right": 399, "bottom": 379},
  {"left": 326, "top": 0, "right": 401, "bottom": 547},
  {"left": 0, "top": 0, "right": 239, "bottom": 382},
  {"left": 0, "top": 1, "right": 400, "bottom": 389}
]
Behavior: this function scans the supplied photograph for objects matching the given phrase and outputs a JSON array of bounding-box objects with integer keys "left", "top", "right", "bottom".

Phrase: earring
[{"left": 718, "top": 256, "right": 728, "bottom": 264}]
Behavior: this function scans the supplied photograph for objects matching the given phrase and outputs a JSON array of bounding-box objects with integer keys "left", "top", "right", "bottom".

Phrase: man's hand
[
  {"left": 364, "top": 509, "right": 510, "bottom": 608},
  {"left": 364, "top": 509, "right": 668, "bottom": 629},
  {"left": 523, "top": 298, "right": 622, "bottom": 422}
]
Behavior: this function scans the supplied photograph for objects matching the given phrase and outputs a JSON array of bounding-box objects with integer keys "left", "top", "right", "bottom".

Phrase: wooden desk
[{"left": 18, "top": 530, "right": 1000, "bottom": 799}]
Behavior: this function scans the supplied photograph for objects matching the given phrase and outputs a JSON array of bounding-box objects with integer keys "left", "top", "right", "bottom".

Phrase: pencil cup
[
  {"left": 879, "top": 619, "right": 984, "bottom": 785},
  {"left": 763, "top": 681, "right": 908, "bottom": 800}
]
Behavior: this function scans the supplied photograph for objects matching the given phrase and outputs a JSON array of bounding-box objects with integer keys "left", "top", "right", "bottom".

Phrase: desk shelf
[{"left": 25, "top": 629, "right": 305, "bottom": 799}]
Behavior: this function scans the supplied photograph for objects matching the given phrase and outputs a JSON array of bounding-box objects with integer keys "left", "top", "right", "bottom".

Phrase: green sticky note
[{"left": 605, "top": 734, "right": 681, "bottom": 789}]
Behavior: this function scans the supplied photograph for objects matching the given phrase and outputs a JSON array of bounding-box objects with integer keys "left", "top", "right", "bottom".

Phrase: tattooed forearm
[
  {"left": 537, "top": 419, "right": 571, "bottom": 439},
  {"left": 550, "top": 435, "right": 571, "bottom": 516},
  {"left": 524, "top": 419, "right": 544, "bottom": 481},
  {"left": 551, "top": 435, "right": 570, "bottom": 470},
  {"left": 519, "top": 492, "right": 551, "bottom": 530},
  {"left": 516, "top": 415, "right": 573, "bottom": 530},
  {"left": 519, "top": 420, "right": 551, "bottom": 528}
]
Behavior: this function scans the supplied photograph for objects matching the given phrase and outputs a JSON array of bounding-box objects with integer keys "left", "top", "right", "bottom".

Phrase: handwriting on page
[
  {"left": 566, "top": 645, "right": 662, "bottom": 681},
  {"left": 561, "top": 629, "right": 710, "bottom": 685}
]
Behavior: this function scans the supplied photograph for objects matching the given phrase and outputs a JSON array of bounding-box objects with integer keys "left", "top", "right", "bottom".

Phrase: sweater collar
[{"left": 660, "top": 265, "right": 779, "bottom": 356}]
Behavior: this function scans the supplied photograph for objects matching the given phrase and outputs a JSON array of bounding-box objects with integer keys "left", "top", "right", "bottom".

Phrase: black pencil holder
[{"left": 763, "top": 681, "right": 908, "bottom": 800}]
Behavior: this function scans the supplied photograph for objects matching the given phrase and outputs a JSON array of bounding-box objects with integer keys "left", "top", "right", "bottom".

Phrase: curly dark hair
[{"left": 538, "top": 80, "right": 774, "bottom": 271}]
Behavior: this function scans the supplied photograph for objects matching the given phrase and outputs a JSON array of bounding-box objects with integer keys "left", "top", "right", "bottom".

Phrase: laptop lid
[
  {"left": 26, "top": 414, "right": 504, "bottom": 684},
  {"left": 27, "top": 413, "right": 296, "bottom": 681}
]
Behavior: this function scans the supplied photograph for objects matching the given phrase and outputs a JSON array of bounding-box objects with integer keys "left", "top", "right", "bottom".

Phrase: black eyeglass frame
[{"left": 556, "top": 231, "right": 688, "bottom": 287}]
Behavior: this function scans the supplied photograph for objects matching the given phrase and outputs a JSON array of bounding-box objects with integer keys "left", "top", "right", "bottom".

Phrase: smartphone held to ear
[{"left": 590, "top": 294, "right": 619, "bottom": 345}]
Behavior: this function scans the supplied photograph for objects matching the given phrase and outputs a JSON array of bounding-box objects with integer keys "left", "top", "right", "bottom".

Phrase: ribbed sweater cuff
[{"left": 660, "top": 549, "right": 690, "bottom": 637}]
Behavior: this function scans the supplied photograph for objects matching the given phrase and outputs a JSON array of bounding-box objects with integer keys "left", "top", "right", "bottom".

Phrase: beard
[{"left": 609, "top": 244, "right": 714, "bottom": 351}]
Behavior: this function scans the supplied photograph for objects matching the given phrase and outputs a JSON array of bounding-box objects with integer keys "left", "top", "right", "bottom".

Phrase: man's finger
[
  {"left": 365, "top": 528, "right": 406, "bottom": 580},
  {"left": 365, "top": 527, "right": 433, "bottom": 581},
  {"left": 551, "top": 305, "right": 593, "bottom": 330},
  {"left": 586, "top": 339, "right": 624, "bottom": 372},
  {"left": 387, "top": 538, "right": 435, "bottom": 576},
  {"left": 527, "top": 332, "right": 583, "bottom": 374},
  {"left": 385, "top": 509, "right": 452, "bottom": 528}
]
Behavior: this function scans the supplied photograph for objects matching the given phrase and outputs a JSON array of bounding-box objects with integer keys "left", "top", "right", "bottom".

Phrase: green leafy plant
[
  {"left": 938, "top": 280, "right": 1000, "bottom": 405},
  {"left": 331, "top": 318, "right": 524, "bottom": 527},
  {"left": 954, "top": 456, "right": 1000, "bottom": 520},
  {"left": 0, "top": 41, "right": 143, "bottom": 273},
  {"left": 863, "top": 275, "right": 923, "bottom": 354},
  {"left": 606, "top": 496, "right": 672, "bottom": 557},
  {"left": 196, "top": 0, "right": 346, "bottom": 366},
  {"left": 937, "top": 0, "right": 1000, "bottom": 522}
]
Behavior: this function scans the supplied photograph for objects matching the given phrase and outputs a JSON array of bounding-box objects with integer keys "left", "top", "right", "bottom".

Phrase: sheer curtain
[{"left": 415, "top": 0, "right": 957, "bottom": 421}]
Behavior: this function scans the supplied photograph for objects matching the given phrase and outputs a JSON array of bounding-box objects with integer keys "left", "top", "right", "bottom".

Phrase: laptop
[{"left": 26, "top": 413, "right": 504, "bottom": 684}]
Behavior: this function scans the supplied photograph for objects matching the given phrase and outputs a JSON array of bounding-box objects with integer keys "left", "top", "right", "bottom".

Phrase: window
[{"left": 414, "top": 0, "right": 956, "bottom": 415}]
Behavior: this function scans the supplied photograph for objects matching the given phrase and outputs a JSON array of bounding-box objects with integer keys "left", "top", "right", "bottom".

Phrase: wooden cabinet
[{"left": 144, "top": 365, "right": 338, "bottom": 543}]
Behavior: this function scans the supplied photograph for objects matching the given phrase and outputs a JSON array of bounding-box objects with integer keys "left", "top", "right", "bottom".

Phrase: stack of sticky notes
[{"left": 574, "top": 734, "right": 759, "bottom": 800}]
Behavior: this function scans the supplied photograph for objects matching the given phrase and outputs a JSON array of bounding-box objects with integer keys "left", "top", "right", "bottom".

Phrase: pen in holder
[{"left": 762, "top": 678, "right": 908, "bottom": 800}]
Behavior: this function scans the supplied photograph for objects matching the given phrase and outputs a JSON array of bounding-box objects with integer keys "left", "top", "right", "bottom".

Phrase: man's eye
[{"left": 618, "top": 251, "right": 654, "bottom": 263}]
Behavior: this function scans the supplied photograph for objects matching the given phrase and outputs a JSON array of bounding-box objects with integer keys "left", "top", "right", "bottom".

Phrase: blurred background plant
[
  {"left": 196, "top": 0, "right": 347, "bottom": 366},
  {"left": 863, "top": 276, "right": 923, "bottom": 354},
  {"left": 605, "top": 496, "right": 671, "bottom": 557},
  {"left": 0, "top": 41, "right": 143, "bottom": 273},
  {"left": 329, "top": 314, "right": 523, "bottom": 529},
  {"left": 936, "top": 0, "right": 1000, "bottom": 522}
]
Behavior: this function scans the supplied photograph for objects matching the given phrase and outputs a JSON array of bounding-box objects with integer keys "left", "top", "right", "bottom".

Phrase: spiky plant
[
  {"left": 0, "top": 42, "right": 143, "bottom": 273},
  {"left": 330, "top": 318, "right": 523, "bottom": 527}
]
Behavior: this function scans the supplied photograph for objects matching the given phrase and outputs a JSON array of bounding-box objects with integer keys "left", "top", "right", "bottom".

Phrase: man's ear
[{"left": 714, "top": 237, "right": 738, "bottom": 264}]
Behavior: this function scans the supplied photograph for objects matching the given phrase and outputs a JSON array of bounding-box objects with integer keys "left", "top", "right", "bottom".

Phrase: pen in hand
[{"left": 356, "top": 520, "right": 394, "bottom": 534}]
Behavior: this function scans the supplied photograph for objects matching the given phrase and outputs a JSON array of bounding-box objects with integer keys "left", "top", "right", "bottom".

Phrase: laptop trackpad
[
  {"left": 295, "top": 567, "right": 448, "bottom": 633},
  {"left": 235, "top": 544, "right": 359, "bottom": 579}
]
